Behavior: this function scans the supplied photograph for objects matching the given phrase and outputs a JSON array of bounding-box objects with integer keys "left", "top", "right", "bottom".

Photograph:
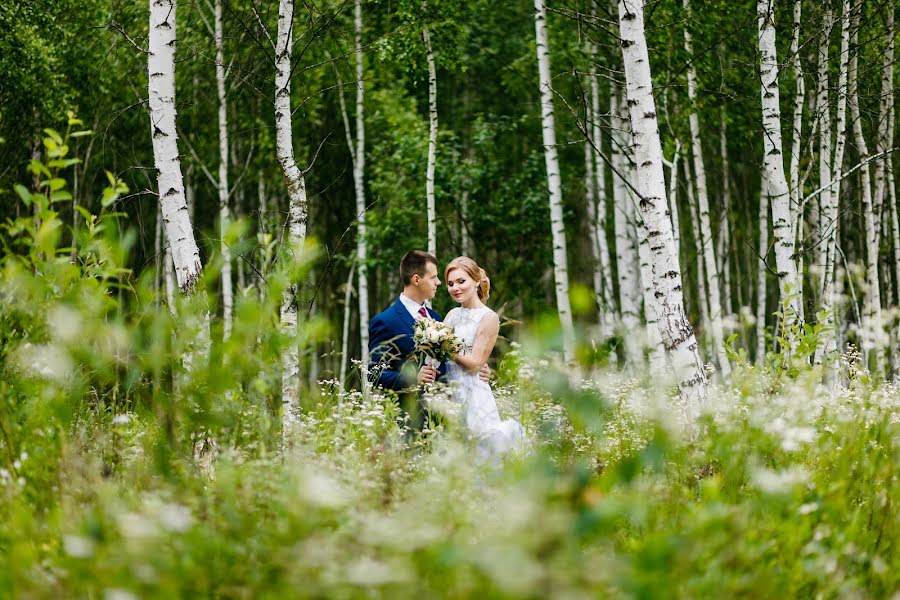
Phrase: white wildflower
[
  {"left": 63, "top": 535, "right": 95, "bottom": 558},
  {"left": 751, "top": 466, "right": 809, "bottom": 495},
  {"left": 112, "top": 414, "right": 131, "bottom": 425},
  {"left": 158, "top": 502, "right": 193, "bottom": 532},
  {"left": 103, "top": 589, "right": 138, "bottom": 600}
]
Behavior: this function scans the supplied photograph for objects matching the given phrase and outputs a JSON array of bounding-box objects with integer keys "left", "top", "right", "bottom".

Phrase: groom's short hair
[{"left": 400, "top": 251, "right": 438, "bottom": 285}]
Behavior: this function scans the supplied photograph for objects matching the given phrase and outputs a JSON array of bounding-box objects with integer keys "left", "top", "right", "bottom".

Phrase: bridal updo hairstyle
[{"left": 445, "top": 256, "right": 490, "bottom": 301}]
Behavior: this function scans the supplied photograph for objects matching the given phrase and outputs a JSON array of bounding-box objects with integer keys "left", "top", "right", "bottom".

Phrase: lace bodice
[{"left": 444, "top": 306, "right": 494, "bottom": 354}]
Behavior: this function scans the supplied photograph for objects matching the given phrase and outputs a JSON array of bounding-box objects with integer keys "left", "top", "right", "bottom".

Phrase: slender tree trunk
[
  {"left": 216, "top": 0, "right": 234, "bottom": 339},
  {"left": 584, "top": 136, "right": 608, "bottom": 332},
  {"left": 686, "top": 173, "right": 711, "bottom": 337},
  {"left": 148, "top": 0, "right": 202, "bottom": 294},
  {"left": 816, "top": 1, "right": 850, "bottom": 363},
  {"left": 757, "top": 0, "right": 802, "bottom": 342},
  {"left": 588, "top": 21, "right": 615, "bottom": 318},
  {"left": 618, "top": 0, "right": 707, "bottom": 413},
  {"left": 276, "top": 0, "right": 309, "bottom": 437},
  {"left": 813, "top": 8, "right": 833, "bottom": 322},
  {"left": 789, "top": 0, "right": 804, "bottom": 220},
  {"left": 611, "top": 84, "right": 643, "bottom": 365},
  {"left": 354, "top": 1, "right": 370, "bottom": 373},
  {"left": 423, "top": 27, "right": 438, "bottom": 259},
  {"left": 718, "top": 109, "right": 733, "bottom": 320},
  {"left": 339, "top": 262, "right": 355, "bottom": 393},
  {"left": 257, "top": 174, "right": 268, "bottom": 290},
  {"left": 849, "top": 8, "right": 883, "bottom": 369},
  {"left": 155, "top": 203, "right": 162, "bottom": 306},
  {"left": 664, "top": 141, "right": 682, "bottom": 258},
  {"left": 756, "top": 174, "right": 770, "bottom": 363},
  {"left": 534, "top": 0, "right": 575, "bottom": 361},
  {"left": 873, "top": 7, "right": 895, "bottom": 231},
  {"left": 683, "top": 0, "right": 729, "bottom": 378}
]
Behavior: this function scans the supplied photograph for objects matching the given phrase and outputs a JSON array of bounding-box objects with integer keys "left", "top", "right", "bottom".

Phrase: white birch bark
[
  {"left": 588, "top": 18, "right": 615, "bottom": 317},
  {"left": 148, "top": 0, "right": 203, "bottom": 294},
  {"left": 276, "top": 0, "right": 309, "bottom": 437},
  {"left": 718, "top": 108, "right": 733, "bottom": 319},
  {"left": 873, "top": 8, "right": 895, "bottom": 232},
  {"left": 339, "top": 262, "right": 355, "bottom": 393},
  {"left": 849, "top": 8, "right": 883, "bottom": 366},
  {"left": 789, "top": 0, "right": 804, "bottom": 219},
  {"left": 637, "top": 218, "right": 666, "bottom": 371},
  {"left": 814, "top": 8, "right": 833, "bottom": 304},
  {"left": 618, "top": 0, "right": 708, "bottom": 412},
  {"left": 354, "top": 0, "right": 370, "bottom": 372},
  {"left": 816, "top": 1, "right": 851, "bottom": 363},
  {"left": 757, "top": 0, "right": 802, "bottom": 338},
  {"left": 215, "top": 0, "right": 234, "bottom": 339},
  {"left": 611, "top": 84, "right": 643, "bottom": 364},
  {"left": 756, "top": 174, "right": 770, "bottom": 363},
  {"left": 683, "top": 0, "right": 729, "bottom": 378},
  {"left": 584, "top": 137, "right": 608, "bottom": 332},
  {"left": 663, "top": 141, "right": 682, "bottom": 257},
  {"left": 423, "top": 27, "right": 438, "bottom": 259},
  {"left": 534, "top": 0, "right": 575, "bottom": 361},
  {"left": 686, "top": 173, "right": 711, "bottom": 336}
]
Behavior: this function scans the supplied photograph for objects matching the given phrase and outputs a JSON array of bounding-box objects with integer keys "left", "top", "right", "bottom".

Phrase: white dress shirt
[{"left": 399, "top": 293, "right": 428, "bottom": 321}]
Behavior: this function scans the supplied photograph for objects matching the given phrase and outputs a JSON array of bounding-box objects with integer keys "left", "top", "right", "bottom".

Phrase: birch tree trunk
[
  {"left": 814, "top": 8, "right": 833, "bottom": 312},
  {"left": 873, "top": 8, "right": 895, "bottom": 231},
  {"left": 664, "top": 141, "right": 682, "bottom": 258},
  {"left": 683, "top": 0, "right": 729, "bottom": 378},
  {"left": 276, "top": 0, "right": 309, "bottom": 437},
  {"left": 789, "top": 0, "right": 804, "bottom": 219},
  {"left": 686, "top": 173, "right": 711, "bottom": 337},
  {"left": 354, "top": 0, "right": 370, "bottom": 373},
  {"left": 148, "top": 0, "right": 203, "bottom": 294},
  {"left": 757, "top": 0, "right": 802, "bottom": 340},
  {"left": 611, "top": 84, "right": 643, "bottom": 365},
  {"left": 584, "top": 137, "right": 609, "bottom": 332},
  {"left": 588, "top": 20, "right": 615, "bottom": 318},
  {"left": 718, "top": 109, "right": 733, "bottom": 319},
  {"left": 756, "top": 174, "right": 770, "bottom": 363},
  {"left": 618, "top": 0, "right": 707, "bottom": 413},
  {"left": 816, "top": 1, "right": 850, "bottom": 363},
  {"left": 534, "top": 0, "right": 575, "bottom": 361},
  {"left": 216, "top": 0, "right": 234, "bottom": 339},
  {"left": 423, "top": 27, "right": 438, "bottom": 259},
  {"left": 849, "top": 8, "right": 883, "bottom": 367},
  {"left": 339, "top": 262, "right": 356, "bottom": 393}
]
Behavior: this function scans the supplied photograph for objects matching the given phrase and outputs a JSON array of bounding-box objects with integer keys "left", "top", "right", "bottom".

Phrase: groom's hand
[
  {"left": 417, "top": 364, "right": 438, "bottom": 385},
  {"left": 478, "top": 363, "right": 492, "bottom": 384}
]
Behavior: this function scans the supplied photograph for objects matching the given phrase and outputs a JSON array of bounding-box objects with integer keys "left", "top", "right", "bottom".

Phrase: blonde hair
[{"left": 444, "top": 256, "right": 490, "bottom": 301}]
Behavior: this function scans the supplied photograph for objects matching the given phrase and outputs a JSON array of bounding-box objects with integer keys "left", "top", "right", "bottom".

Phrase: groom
[{"left": 368, "top": 250, "right": 489, "bottom": 431}]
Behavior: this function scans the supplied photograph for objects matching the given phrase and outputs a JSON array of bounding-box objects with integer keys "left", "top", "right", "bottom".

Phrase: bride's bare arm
[{"left": 453, "top": 312, "right": 500, "bottom": 373}]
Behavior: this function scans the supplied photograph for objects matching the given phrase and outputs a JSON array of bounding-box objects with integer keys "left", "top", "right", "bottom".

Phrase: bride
[{"left": 442, "top": 256, "right": 524, "bottom": 458}]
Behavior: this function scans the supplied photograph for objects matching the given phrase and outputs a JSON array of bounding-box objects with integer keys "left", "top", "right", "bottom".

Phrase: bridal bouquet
[{"left": 413, "top": 318, "right": 463, "bottom": 365}]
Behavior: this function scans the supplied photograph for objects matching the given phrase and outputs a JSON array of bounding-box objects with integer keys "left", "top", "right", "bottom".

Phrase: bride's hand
[{"left": 478, "top": 362, "right": 491, "bottom": 383}]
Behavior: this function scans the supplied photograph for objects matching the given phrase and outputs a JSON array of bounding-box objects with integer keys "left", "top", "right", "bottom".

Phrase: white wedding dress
[{"left": 443, "top": 306, "right": 524, "bottom": 459}]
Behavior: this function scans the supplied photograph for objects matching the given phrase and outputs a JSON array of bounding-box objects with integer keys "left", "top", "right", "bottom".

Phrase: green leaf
[
  {"left": 48, "top": 158, "right": 82, "bottom": 169},
  {"left": 28, "top": 160, "right": 51, "bottom": 178},
  {"left": 50, "top": 190, "right": 73, "bottom": 202},
  {"left": 76, "top": 205, "right": 93, "bottom": 221},
  {"left": 43, "top": 128, "right": 64, "bottom": 145},
  {"left": 101, "top": 188, "right": 119, "bottom": 207},
  {"left": 40, "top": 178, "right": 66, "bottom": 192},
  {"left": 47, "top": 144, "right": 69, "bottom": 159},
  {"left": 70, "top": 130, "right": 93, "bottom": 138},
  {"left": 14, "top": 184, "right": 32, "bottom": 207}
]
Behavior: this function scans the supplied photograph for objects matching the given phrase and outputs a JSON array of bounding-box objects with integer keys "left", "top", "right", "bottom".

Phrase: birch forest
[{"left": 1, "top": 0, "right": 898, "bottom": 596}]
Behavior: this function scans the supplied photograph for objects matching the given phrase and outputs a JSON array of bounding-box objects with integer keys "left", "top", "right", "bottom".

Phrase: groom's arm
[{"left": 368, "top": 315, "right": 410, "bottom": 391}]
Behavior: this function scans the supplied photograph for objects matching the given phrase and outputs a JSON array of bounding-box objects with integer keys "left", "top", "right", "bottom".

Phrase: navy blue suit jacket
[{"left": 368, "top": 299, "right": 447, "bottom": 391}]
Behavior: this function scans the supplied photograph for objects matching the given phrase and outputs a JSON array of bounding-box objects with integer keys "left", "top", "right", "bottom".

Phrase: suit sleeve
[{"left": 368, "top": 314, "right": 408, "bottom": 391}]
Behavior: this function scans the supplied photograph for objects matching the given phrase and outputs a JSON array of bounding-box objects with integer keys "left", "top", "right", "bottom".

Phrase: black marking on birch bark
[
  {"left": 621, "top": 39, "right": 634, "bottom": 48},
  {"left": 666, "top": 270, "right": 678, "bottom": 278},
  {"left": 627, "top": 99, "right": 638, "bottom": 107},
  {"left": 767, "top": 148, "right": 781, "bottom": 155},
  {"left": 673, "top": 285, "right": 682, "bottom": 292},
  {"left": 643, "top": 112, "right": 656, "bottom": 119},
  {"left": 642, "top": 160, "right": 652, "bottom": 167},
  {"left": 648, "top": 229, "right": 661, "bottom": 237}
]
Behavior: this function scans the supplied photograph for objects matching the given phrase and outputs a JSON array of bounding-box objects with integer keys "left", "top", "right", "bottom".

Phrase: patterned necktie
[{"left": 418, "top": 306, "right": 428, "bottom": 319}]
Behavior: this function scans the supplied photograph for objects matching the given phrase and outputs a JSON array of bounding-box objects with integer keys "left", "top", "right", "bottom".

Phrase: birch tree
[
  {"left": 788, "top": 0, "right": 804, "bottom": 217},
  {"left": 682, "top": 0, "right": 729, "bottom": 378},
  {"left": 611, "top": 84, "right": 643, "bottom": 364},
  {"left": 873, "top": 8, "right": 895, "bottom": 233},
  {"left": 757, "top": 0, "right": 801, "bottom": 339},
  {"left": 756, "top": 175, "right": 770, "bottom": 362},
  {"left": 423, "top": 27, "right": 438, "bottom": 258},
  {"left": 148, "top": 0, "right": 203, "bottom": 294},
  {"left": 618, "top": 0, "right": 707, "bottom": 412},
  {"left": 848, "top": 6, "right": 882, "bottom": 366},
  {"left": 275, "top": 0, "right": 309, "bottom": 436},
  {"left": 534, "top": 0, "right": 575, "bottom": 361},
  {"left": 718, "top": 109, "right": 733, "bottom": 317},
  {"left": 816, "top": 0, "right": 850, "bottom": 364},
  {"left": 215, "top": 0, "right": 234, "bottom": 339}
]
